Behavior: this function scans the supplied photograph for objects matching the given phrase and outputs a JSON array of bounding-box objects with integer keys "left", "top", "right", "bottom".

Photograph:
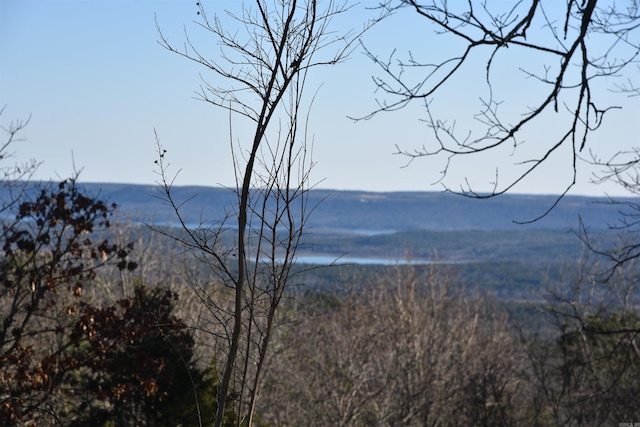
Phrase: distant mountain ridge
[
  {"left": 3, "top": 182, "right": 630, "bottom": 291},
  {"left": 62, "top": 182, "right": 632, "bottom": 232}
]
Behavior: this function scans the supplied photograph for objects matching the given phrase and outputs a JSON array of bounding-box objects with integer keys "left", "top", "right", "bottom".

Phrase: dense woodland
[{"left": 1, "top": 177, "right": 639, "bottom": 425}]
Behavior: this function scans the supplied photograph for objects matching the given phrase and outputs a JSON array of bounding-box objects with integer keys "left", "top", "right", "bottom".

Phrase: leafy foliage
[
  {"left": 68, "top": 285, "right": 197, "bottom": 426},
  {"left": 0, "top": 179, "right": 229, "bottom": 426},
  {"left": 0, "top": 179, "right": 136, "bottom": 424}
]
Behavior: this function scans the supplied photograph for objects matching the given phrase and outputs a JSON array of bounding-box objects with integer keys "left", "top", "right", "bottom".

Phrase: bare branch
[
  {"left": 361, "top": 0, "right": 639, "bottom": 213},
  {"left": 154, "top": 2, "right": 384, "bottom": 425}
]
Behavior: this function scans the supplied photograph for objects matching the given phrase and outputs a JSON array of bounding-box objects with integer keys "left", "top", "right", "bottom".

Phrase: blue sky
[{"left": 1, "top": 0, "right": 638, "bottom": 196}]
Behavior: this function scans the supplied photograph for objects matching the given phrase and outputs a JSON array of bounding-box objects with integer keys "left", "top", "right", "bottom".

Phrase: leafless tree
[
  {"left": 575, "top": 145, "right": 640, "bottom": 281},
  {"left": 358, "top": 4, "right": 640, "bottom": 385},
  {"left": 260, "top": 264, "right": 529, "bottom": 426},
  {"left": 358, "top": 1, "right": 639, "bottom": 219},
  {"left": 526, "top": 252, "right": 640, "bottom": 425},
  {"left": 154, "top": 2, "right": 381, "bottom": 425},
  {"left": 0, "top": 107, "right": 41, "bottom": 219}
]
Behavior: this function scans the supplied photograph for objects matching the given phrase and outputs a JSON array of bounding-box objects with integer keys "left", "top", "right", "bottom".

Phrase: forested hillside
[
  {"left": 70, "top": 182, "right": 629, "bottom": 231},
  {"left": 25, "top": 182, "right": 623, "bottom": 302}
]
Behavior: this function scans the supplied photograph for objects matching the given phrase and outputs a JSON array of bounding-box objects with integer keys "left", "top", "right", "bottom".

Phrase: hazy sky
[{"left": 1, "top": 1, "right": 638, "bottom": 196}]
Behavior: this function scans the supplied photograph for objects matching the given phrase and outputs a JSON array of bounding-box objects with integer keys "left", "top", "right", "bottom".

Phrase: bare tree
[
  {"left": 576, "top": 145, "right": 640, "bottom": 280},
  {"left": 358, "top": 0, "right": 639, "bottom": 218},
  {"left": 526, "top": 252, "right": 640, "bottom": 425},
  {"left": 260, "top": 264, "right": 529, "bottom": 426},
  {"left": 154, "top": 2, "right": 381, "bottom": 425},
  {"left": 0, "top": 107, "right": 41, "bottom": 219}
]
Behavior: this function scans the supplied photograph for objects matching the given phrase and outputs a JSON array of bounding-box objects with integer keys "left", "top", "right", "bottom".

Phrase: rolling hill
[{"left": 69, "top": 182, "right": 630, "bottom": 232}]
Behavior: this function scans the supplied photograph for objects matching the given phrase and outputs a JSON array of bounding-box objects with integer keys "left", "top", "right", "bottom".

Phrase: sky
[{"left": 1, "top": 0, "right": 639, "bottom": 197}]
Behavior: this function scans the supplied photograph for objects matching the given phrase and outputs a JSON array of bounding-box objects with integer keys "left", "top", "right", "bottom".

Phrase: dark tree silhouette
[
  {"left": 360, "top": 0, "right": 639, "bottom": 219},
  {"left": 0, "top": 177, "right": 137, "bottom": 425},
  {"left": 155, "top": 2, "right": 382, "bottom": 425}
]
